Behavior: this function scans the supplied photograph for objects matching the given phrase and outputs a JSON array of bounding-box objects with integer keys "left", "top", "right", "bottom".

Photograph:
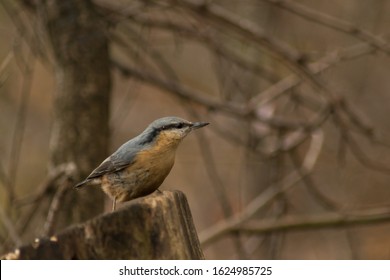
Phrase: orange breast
[{"left": 101, "top": 132, "right": 181, "bottom": 202}]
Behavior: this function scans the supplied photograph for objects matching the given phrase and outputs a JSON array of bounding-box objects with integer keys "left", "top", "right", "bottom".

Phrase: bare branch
[
  {"left": 16, "top": 163, "right": 78, "bottom": 237},
  {"left": 0, "top": 162, "right": 10, "bottom": 189},
  {"left": 234, "top": 207, "right": 390, "bottom": 234},
  {"left": 111, "top": 23, "right": 179, "bottom": 81},
  {"left": 288, "top": 151, "right": 341, "bottom": 211},
  {"left": 112, "top": 58, "right": 247, "bottom": 114},
  {"left": 346, "top": 133, "right": 390, "bottom": 174},
  {"left": 168, "top": 0, "right": 331, "bottom": 93},
  {"left": 112, "top": 59, "right": 335, "bottom": 132},
  {"left": 247, "top": 42, "right": 375, "bottom": 112},
  {"left": 185, "top": 107, "right": 248, "bottom": 258},
  {"left": 1, "top": 0, "right": 49, "bottom": 63},
  {"left": 199, "top": 130, "right": 324, "bottom": 247},
  {"left": 261, "top": 0, "right": 390, "bottom": 56},
  {"left": 42, "top": 163, "right": 77, "bottom": 236},
  {"left": 333, "top": 110, "right": 390, "bottom": 174},
  {"left": 124, "top": 15, "right": 279, "bottom": 82},
  {"left": 0, "top": 204, "right": 22, "bottom": 247},
  {"left": 7, "top": 50, "right": 34, "bottom": 202},
  {"left": 41, "top": 180, "right": 71, "bottom": 237},
  {"left": 17, "top": 163, "right": 78, "bottom": 206},
  {"left": 0, "top": 51, "right": 13, "bottom": 85}
]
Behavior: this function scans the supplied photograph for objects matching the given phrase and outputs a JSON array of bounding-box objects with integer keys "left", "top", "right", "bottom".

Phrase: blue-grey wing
[
  {"left": 74, "top": 137, "right": 147, "bottom": 188},
  {"left": 74, "top": 152, "right": 135, "bottom": 188},
  {"left": 86, "top": 148, "right": 138, "bottom": 180}
]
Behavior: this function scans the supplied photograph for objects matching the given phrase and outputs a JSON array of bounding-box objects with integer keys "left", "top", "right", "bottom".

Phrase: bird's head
[
  {"left": 139, "top": 116, "right": 209, "bottom": 147},
  {"left": 152, "top": 116, "right": 209, "bottom": 141}
]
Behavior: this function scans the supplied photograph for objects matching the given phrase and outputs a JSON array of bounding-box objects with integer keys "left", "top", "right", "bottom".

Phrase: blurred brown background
[{"left": 1, "top": 0, "right": 390, "bottom": 259}]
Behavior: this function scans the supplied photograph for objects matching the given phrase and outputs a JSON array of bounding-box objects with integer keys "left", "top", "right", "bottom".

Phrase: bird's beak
[{"left": 191, "top": 122, "right": 209, "bottom": 130}]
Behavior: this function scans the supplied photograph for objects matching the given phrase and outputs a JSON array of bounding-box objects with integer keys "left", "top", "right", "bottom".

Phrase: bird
[{"left": 74, "top": 116, "right": 209, "bottom": 211}]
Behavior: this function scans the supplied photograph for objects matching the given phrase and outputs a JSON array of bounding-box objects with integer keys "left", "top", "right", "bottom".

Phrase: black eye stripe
[
  {"left": 143, "top": 122, "right": 190, "bottom": 145},
  {"left": 161, "top": 122, "right": 189, "bottom": 130}
]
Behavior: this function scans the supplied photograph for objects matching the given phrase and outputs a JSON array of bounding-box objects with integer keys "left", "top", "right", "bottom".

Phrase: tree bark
[
  {"left": 39, "top": 0, "right": 111, "bottom": 224},
  {"left": 2, "top": 191, "right": 204, "bottom": 260}
]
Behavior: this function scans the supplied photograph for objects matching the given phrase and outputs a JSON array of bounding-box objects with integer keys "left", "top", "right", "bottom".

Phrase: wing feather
[
  {"left": 74, "top": 140, "right": 142, "bottom": 188},
  {"left": 86, "top": 151, "right": 136, "bottom": 179}
]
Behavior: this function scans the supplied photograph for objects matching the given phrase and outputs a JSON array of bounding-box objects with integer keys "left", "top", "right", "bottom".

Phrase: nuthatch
[{"left": 75, "top": 116, "right": 209, "bottom": 211}]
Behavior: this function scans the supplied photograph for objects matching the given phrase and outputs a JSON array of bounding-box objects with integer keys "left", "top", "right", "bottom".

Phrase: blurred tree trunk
[{"left": 39, "top": 0, "right": 111, "bottom": 226}]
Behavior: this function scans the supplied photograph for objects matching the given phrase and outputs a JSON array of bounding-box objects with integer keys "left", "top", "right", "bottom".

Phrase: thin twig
[
  {"left": 346, "top": 133, "right": 390, "bottom": 174},
  {"left": 0, "top": 0, "right": 49, "bottom": 63},
  {"left": 118, "top": 22, "right": 180, "bottom": 81},
  {"left": 16, "top": 163, "right": 78, "bottom": 206},
  {"left": 0, "top": 51, "right": 13, "bottom": 80},
  {"left": 288, "top": 150, "right": 341, "bottom": 211},
  {"left": 124, "top": 15, "right": 279, "bottom": 82},
  {"left": 199, "top": 129, "right": 324, "bottom": 247},
  {"left": 16, "top": 163, "right": 77, "bottom": 238},
  {"left": 261, "top": 0, "right": 390, "bottom": 55},
  {"left": 247, "top": 42, "right": 375, "bottom": 112},
  {"left": 187, "top": 108, "right": 247, "bottom": 258},
  {"left": 41, "top": 179, "right": 72, "bottom": 237},
  {"left": 41, "top": 163, "right": 76, "bottom": 237},
  {"left": 112, "top": 59, "right": 333, "bottom": 131},
  {"left": 0, "top": 204, "right": 22, "bottom": 247},
  {"left": 234, "top": 207, "right": 390, "bottom": 234},
  {"left": 334, "top": 111, "right": 390, "bottom": 174},
  {"left": 169, "top": 0, "right": 331, "bottom": 93},
  {"left": 7, "top": 48, "right": 34, "bottom": 202}
]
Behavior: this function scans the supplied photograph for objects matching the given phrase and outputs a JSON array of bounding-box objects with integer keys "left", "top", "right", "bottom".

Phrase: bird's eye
[{"left": 176, "top": 123, "right": 184, "bottom": 129}]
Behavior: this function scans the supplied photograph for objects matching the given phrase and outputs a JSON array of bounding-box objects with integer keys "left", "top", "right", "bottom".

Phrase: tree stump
[{"left": 2, "top": 190, "right": 204, "bottom": 259}]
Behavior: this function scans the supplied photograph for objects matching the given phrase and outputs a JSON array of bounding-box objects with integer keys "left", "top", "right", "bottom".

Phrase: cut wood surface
[{"left": 2, "top": 190, "right": 204, "bottom": 260}]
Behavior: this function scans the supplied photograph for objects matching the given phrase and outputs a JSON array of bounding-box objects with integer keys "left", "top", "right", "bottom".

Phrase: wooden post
[{"left": 2, "top": 191, "right": 204, "bottom": 260}]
